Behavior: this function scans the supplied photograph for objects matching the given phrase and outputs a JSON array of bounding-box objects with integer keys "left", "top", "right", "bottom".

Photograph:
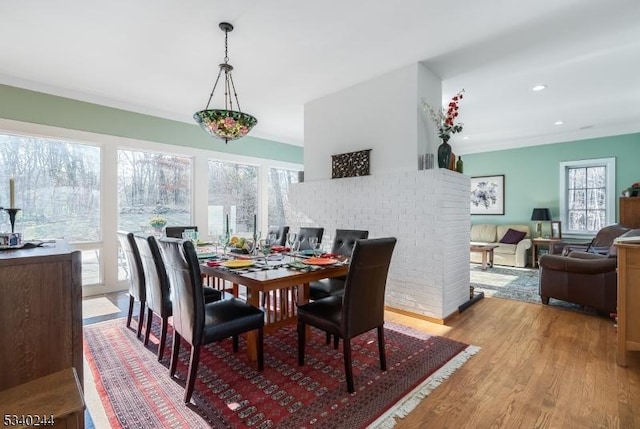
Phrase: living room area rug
[
  {"left": 470, "top": 264, "right": 541, "bottom": 304},
  {"left": 84, "top": 318, "right": 479, "bottom": 428},
  {"left": 470, "top": 264, "right": 586, "bottom": 311}
]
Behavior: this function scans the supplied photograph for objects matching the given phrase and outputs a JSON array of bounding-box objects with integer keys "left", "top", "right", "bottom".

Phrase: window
[
  {"left": 268, "top": 168, "right": 299, "bottom": 227},
  {"left": 207, "top": 160, "right": 258, "bottom": 237},
  {"left": 0, "top": 133, "right": 101, "bottom": 242},
  {"left": 117, "top": 150, "right": 192, "bottom": 233},
  {"left": 559, "top": 158, "right": 615, "bottom": 235}
]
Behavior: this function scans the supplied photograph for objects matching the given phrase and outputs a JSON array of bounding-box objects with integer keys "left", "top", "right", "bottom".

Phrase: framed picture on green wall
[{"left": 470, "top": 175, "right": 505, "bottom": 215}]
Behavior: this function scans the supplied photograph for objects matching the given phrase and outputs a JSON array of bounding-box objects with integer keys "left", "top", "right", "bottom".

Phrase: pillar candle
[{"left": 9, "top": 177, "right": 15, "bottom": 208}]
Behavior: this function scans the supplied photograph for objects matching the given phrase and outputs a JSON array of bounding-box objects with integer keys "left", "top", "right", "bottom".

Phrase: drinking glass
[
  {"left": 259, "top": 238, "right": 272, "bottom": 263},
  {"left": 286, "top": 232, "right": 297, "bottom": 249},
  {"left": 308, "top": 237, "right": 318, "bottom": 257},
  {"left": 291, "top": 239, "right": 301, "bottom": 262},
  {"left": 245, "top": 238, "right": 256, "bottom": 256},
  {"left": 219, "top": 233, "right": 230, "bottom": 255}
]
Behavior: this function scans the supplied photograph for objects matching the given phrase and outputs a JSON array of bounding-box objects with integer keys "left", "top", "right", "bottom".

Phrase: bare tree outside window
[
  {"left": 207, "top": 160, "right": 258, "bottom": 237},
  {"left": 0, "top": 133, "right": 100, "bottom": 241},
  {"left": 560, "top": 158, "right": 614, "bottom": 235},
  {"left": 268, "top": 168, "right": 298, "bottom": 227},
  {"left": 117, "top": 150, "right": 192, "bottom": 233}
]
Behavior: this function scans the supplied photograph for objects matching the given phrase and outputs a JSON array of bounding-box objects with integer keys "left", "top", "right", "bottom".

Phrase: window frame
[
  {"left": 558, "top": 157, "right": 616, "bottom": 237},
  {"left": 0, "top": 118, "right": 302, "bottom": 296}
]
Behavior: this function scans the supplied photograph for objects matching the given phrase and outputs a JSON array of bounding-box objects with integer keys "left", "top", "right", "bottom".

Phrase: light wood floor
[
  {"left": 87, "top": 293, "right": 639, "bottom": 428},
  {"left": 386, "top": 297, "right": 640, "bottom": 429}
]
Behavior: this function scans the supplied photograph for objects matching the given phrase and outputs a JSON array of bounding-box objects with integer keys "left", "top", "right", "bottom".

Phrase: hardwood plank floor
[
  {"left": 86, "top": 293, "right": 640, "bottom": 428},
  {"left": 386, "top": 297, "right": 640, "bottom": 429}
]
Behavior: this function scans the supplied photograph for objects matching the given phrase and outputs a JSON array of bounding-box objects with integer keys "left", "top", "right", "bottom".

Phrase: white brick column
[{"left": 287, "top": 168, "right": 470, "bottom": 320}]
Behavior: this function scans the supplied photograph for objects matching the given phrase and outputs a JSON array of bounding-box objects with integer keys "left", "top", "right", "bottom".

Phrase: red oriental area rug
[{"left": 84, "top": 318, "right": 479, "bottom": 428}]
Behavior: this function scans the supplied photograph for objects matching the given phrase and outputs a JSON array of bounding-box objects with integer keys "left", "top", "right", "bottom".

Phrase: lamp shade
[{"left": 531, "top": 208, "right": 551, "bottom": 221}]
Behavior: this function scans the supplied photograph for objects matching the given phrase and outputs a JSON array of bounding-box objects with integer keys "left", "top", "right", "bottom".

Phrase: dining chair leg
[
  {"left": 143, "top": 308, "right": 153, "bottom": 346},
  {"left": 158, "top": 316, "right": 168, "bottom": 361},
  {"left": 333, "top": 335, "right": 339, "bottom": 349},
  {"left": 344, "top": 338, "right": 355, "bottom": 393},
  {"left": 126, "top": 295, "right": 134, "bottom": 328},
  {"left": 184, "top": 345, "right": 201, "bottom": 404},
  {"left": 232, "top": 335, "right": 239, "bottom": 352},
  {"left": 297, "top": 322, "right": 306, "bottom": 365},
  {"left": 170, "top": 333, "right": 181, "bottom": 377},
  {"left": 325, "top": 332, "right": 331, "bottom": 345},
  {"left": 257, "top": 327, "right": 264, "bottom": 371},
  {"left": 377, "top": 326, "right": 387, "bottom": 371},
  {"left": 136, "top": 301, "right": 145, "bottom": 338}
]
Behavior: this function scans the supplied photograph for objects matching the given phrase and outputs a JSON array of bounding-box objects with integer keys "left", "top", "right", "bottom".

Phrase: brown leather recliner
[
  {"left": 538, "top": 251, "right": 617, "bottom": 314},
  {"left": 549, "top": 223, "right": 630, "bottom": 255}
]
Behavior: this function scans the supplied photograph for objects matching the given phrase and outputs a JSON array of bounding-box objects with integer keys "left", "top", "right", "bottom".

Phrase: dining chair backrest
[
  {"left": 165, "top": 226, "right": 198, "bottom": 238},
  {"left": 296, "top": 227, "right": 324, "bottom": 250},
  {"left": 332, "top": 229, "right": 369, "bottom": 256},
  {"left": 267, "top": 225, "right": 289, "bottom": 246},
  {"left": 135, "top": 234, "right": 171, "bottom": 317},
  {"left": 342, "top": 237, "right": 396, "bottom": 338},
  {"left": 117, "top": 231, "right": 146, "bottom": 303},
  {"left": 158, "top": 237, "right": 205, "bottom": 347}
]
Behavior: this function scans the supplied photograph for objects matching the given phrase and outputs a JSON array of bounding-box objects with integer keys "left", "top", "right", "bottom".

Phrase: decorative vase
[
  {"left": 437, "top": 141, "right": 452, "bottom": 169},
  {"left": 456, "top": 156, "right": 464, "bottom": 173}
]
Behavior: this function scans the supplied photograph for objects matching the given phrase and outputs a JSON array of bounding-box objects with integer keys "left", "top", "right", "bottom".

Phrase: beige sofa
[{"left": 470, "top": 224, "right": 532, "bottom": 268}]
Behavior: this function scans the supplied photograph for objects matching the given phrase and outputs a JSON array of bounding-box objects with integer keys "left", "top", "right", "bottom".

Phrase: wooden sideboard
[
  {"left": 0, "top": 241, "right": 83, "bottom": 391},
  {"left": 615, "top": 241, "right": 640, "bottom": 366},
  {"left": 620, "top": 197, "right": 640, "bottom": 228}
]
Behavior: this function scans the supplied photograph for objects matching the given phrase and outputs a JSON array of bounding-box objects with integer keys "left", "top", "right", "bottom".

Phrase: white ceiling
[{"left": 1, "top": 0, "right": 639, "bottom": 153}]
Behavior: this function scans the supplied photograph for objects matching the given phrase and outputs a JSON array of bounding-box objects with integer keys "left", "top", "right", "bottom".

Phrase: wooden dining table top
[{"left": 200, "top": 261, "right": 349, "bottom": 292}]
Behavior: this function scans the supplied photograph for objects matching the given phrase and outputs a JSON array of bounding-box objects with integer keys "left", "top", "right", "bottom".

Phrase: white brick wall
[{"left": 287, "top": 168, "right": 470, "bottom": 320}]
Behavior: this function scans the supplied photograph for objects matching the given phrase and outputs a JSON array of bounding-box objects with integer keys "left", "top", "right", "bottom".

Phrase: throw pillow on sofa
[{"left": 499, "top": 228, "right": 527, "bottom": 244}]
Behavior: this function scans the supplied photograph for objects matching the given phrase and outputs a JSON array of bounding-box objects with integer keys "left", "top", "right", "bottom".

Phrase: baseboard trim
[{"left": 385, "top": 306, "right": 448, "bottom": 325}]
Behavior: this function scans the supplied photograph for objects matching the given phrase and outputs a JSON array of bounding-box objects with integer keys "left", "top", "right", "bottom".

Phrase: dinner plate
[
  {"left": 221, "top": 260, "right": 255, "bottom": 268},
  {"left": 302, "top": 257, "right": 338, "bottom": 266}
]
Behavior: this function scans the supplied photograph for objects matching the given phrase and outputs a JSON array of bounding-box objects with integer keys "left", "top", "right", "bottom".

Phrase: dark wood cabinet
[
  {"left": 620, "top": 197, "right": 640, "bottom": 228},
  {"left": 0, "top": 241, "right": 82, "bottom": 391}
]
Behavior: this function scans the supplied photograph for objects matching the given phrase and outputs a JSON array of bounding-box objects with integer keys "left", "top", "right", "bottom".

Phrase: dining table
[{"left": 199, "top": 252, "right": 349, "bottom": 361}]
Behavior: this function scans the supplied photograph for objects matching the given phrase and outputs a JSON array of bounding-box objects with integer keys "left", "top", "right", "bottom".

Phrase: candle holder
[{"left": 3, "top": 208, "right": 21, "bottom": 233}]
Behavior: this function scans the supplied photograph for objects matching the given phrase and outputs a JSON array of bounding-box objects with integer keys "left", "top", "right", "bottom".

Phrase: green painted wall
[
  {"left": 0, "top": 84, "right": 303, "bottom": 164},
  {"left": 463, "top": 133, "right": 640, "bottom": 229}
]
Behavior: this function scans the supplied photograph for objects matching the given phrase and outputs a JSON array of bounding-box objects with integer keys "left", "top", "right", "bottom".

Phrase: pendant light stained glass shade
[
  {"left": 194, "top": 109, "right": 257, "bottom": 141},
  {"left": 194, "top": 22, "right": 257, "bottom": 142}
]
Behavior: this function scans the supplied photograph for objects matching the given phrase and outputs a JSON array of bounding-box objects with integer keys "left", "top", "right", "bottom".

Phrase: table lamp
[{"left": 531, "top": 208, "right": 551, "bottom": 238}]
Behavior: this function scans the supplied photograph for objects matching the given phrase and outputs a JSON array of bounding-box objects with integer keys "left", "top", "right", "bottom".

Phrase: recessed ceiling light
[
  {"left": 463, "top": 136, "right": 470, "bottom": 140},
  {"left": 532, "top": 84, "right": 547, "bottom": 91},
  {"left": 554, "top": 120, "right": 564, "bottom": 125}
]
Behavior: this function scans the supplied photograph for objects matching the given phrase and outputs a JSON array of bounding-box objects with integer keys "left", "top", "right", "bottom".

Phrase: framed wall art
[
  {"left": 470, "top": 175, "right": 505, "bottom": 215},
  {"left": 331, "top": 149, "right": 371, "bottom": 179}
]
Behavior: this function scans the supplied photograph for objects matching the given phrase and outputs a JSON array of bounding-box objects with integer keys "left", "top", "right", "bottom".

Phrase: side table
[{"left": 531, "top": 238, "right": 561, "bottom": 267}]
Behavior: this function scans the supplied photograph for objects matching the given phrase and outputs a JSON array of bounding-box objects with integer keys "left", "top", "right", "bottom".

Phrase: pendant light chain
[{"left": 193, "top": 21, "right": 257, "bottom": 142}]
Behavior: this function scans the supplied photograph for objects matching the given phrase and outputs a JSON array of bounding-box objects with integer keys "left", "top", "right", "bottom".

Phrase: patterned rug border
[{"left": 84, "top": 317, "right": 479, "bottom": 428}]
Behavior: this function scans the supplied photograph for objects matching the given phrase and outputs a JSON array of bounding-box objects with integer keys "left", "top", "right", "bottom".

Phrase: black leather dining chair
[
  {"left": 267, "top": 225, "right": 289, "bottom": 246},
  {"left": 165, "top": 226, "right": 198, "bottom": 238},
  {"left": 297, "top": 237, "right": 396, "bottom": 393},
  {"left": 309, "top": 229, "right": 369, "bottom": 301},
  {"left": 117, "top": 231, "right": 146, "bottom": 338},
  {"left": 159, "top": 237, "right": 265, "bottom": 403},
  {"left": 135, "top": 235, "right": 225, "bottom": 361},
  {"left": 296, "top": 227, "right": 324, "bottom": 250}
]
